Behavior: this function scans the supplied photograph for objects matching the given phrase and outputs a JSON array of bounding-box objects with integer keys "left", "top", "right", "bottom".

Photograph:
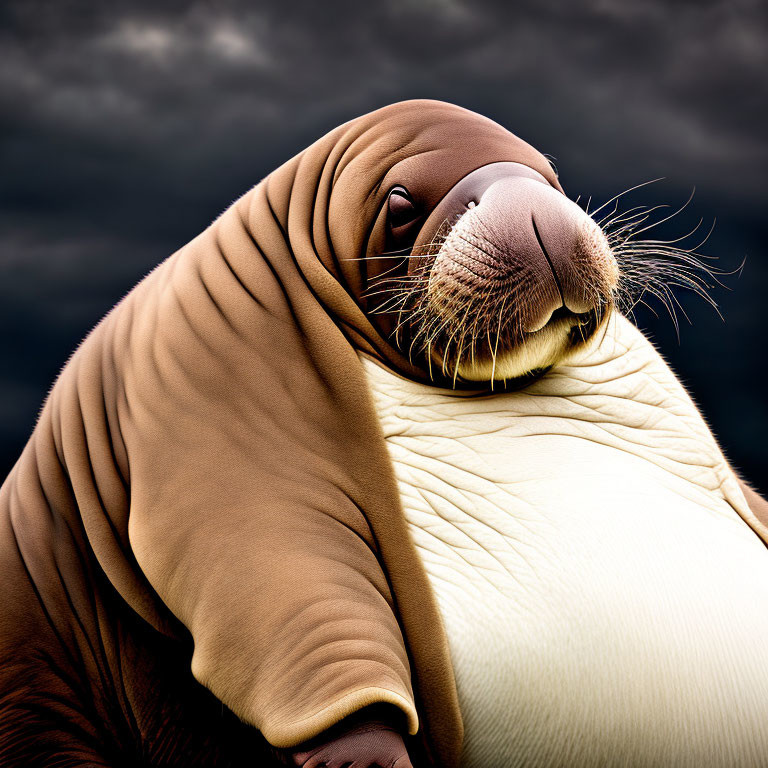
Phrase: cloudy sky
[{"left": 1, "top": 0, "right": 766, "bottom": 492}]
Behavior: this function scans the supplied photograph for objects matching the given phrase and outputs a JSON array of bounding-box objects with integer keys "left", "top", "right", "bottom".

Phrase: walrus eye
[{"left": 388, "top": 186, "right": 420, "bottom": 230}]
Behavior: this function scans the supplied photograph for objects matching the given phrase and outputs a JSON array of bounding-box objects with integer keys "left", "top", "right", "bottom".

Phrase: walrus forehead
[
  {"left": 333, "top": 100, "right": 561, "bottom": 196},
  {"left": 326, "top": 101, "right": 561, "bottom": 252}
]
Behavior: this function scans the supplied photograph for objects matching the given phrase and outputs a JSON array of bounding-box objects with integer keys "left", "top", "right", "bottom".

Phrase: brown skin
[
  {"left": 739, "top": 479, "right": 768, "bottom": 532},
  {"left": 1, "top": 99, "right": 766, "bottom": 768}
]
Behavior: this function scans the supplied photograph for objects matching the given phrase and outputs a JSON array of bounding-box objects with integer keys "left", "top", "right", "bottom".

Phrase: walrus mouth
[{"left": 419, "top": 298, "right": 610, "bottom": 385}]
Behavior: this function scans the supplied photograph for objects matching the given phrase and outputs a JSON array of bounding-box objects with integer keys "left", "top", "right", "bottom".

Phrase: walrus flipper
[{"left": 115, "top": 197, "right": 420, "bottom": 750}]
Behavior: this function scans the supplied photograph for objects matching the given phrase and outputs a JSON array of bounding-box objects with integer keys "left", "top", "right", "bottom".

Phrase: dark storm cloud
[
  {"left": 3, "top": 1, "right": 766, "bottom": 203},
  {"left": 1, "top": 0, "right": 767, "bottom": 488}
]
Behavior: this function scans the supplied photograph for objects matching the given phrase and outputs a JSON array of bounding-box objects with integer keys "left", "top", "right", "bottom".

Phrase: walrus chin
[
  {"left": 427, "top": 305, "right": 609, "bottom": 384},
  {"left": 401, "top": 162, "right": 618, "bottom": 385}
]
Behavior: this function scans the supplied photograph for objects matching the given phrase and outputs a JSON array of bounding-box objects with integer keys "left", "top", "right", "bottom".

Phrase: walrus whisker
[
  {"left": 626, "top": 188, "right": 696, "bottom": 240},
  {"left": 618, "top": 220, "right": 710, "bottom": 256},
  {"left": 636, "top": 273, "right": 716, "bottom": 307},
  {"left": 600, "top": 206, "right": 668, "bottom": 235},
  {"left": 591, "top": 181, "right": 738, "bottom": 335},
  {"left": 442, "top": 331, "right": 459, "bottom": 378},
  {"left": 363, "top": 280, "right": 427, "bottom": 302},
  {"left": 631, "top": 280, "right": 682, "bottom": 338},
  {"left": 368, "top": 295, "right": 411, "bottom": 316},
  {"left": 624, "top": 221, "right": 719, "bottom": 258},
  {"left": 450, "top": 304, "right": 475, "bottom": 386},
  {"left": 493, "top": 295, "right": 507, "bottom": 385},
  {"left": 452, "top": 336, "right": 464, "bottom": 388},
  {"left": 616, "top": 252, "right": 719, "bottom": 284},
  {"left": 649, "top": 286, "right": 681, "bottom": 337},
  {"left": 668, "top": 287, "right": 695, "bottom": 327},
  {"left": 364, "top": 282, "right": 426, "bottom": 300},
  {"left": 367, "top": 291, "right": 410, "bottom": 309},
  {"left": 363, "top": 275, "right": 430, "bottom": 297},
  {"left": 366, "top": 294, "right": 413, "bottom": 315},
  {"left": 343, "top": 248, "right": 411, "bottom": 261},
  {"left": 600, "top": 200, "right": 671, "bottom": 224},
  {"left": 363, "top": 280, "right": 414, "bottom": 300},
  {"left": 595, "top": 306, "right": 613, "bottom": 348},
  {"left": 351, "top": 240, "right": 446, "bottom": 261},
  {"left": 594, "top": 199, "right": 623, "bottom": 224},
  {"left": 622, "top": 258, "right": 719, "bottom": 289},
  {"left": 617, "top": 267, "right": 720, "bottom": 321},
  {"left": 364, "top": 274, "right": 427, "bottom": 290},
  {"left": 586, "top": 177, "right": 665, "bottom": 219},
  {"left": 615, "top": 249, "right": 724, "bottom": 302},
  {"left": 487, "top": 329, "right": 498, "bottom": 390},
  {"left": 603, "top": 203, "right": 663, "bottom": 224},
  {"left": 621, "top": 289, "right": 660, "bottom": 320},
  {"left": 347, "top": 254, "right": 437, "bottom": 262},
  {"left": 366, "top": 226, "right": 451, "bottom": 331},
  {"left": 356, "top": 242, "right": 446, "bottom": 260},
  {"left": 392, "top": 298, "right": 425, "bottom": 331},
  {"left": 617, "top": 253, "right": 716, "bottom": 283}
]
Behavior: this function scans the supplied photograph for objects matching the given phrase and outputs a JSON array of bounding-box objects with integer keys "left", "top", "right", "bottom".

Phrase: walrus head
[
  {"left": 362, "top": 157, "right": 617, "bottom": 386},
  {"left": 321, "top": 100, "right": 715, "bottom": 389},
  {"left": 392, "top": 162, "right": 617, "bottom": 383}
]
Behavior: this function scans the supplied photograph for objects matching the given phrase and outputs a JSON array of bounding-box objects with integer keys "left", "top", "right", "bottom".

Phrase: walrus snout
[
  {"left": 408, "top": 162, "right": 618, "bottom": 382},
  {"left": 428, "top": 175, "right": 617, "bottom": 330}
]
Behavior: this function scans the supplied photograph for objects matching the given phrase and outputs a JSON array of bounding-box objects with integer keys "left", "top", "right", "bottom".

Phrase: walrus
[{"left": 2, "top": 99, "right": 768, "bottom": 768}]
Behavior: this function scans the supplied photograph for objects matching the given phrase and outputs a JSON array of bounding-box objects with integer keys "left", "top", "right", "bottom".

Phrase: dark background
[{"left": 1, "top": 0, "right": 766, "bottom": 493}]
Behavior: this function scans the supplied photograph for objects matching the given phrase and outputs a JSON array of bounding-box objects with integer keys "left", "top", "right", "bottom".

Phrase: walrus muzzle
[{"left": 406, "top": 162, "right": 618, "bottom": 382}]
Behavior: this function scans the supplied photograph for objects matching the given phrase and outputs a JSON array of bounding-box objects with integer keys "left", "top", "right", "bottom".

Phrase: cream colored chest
[{"left": 361, "top": 315, "right": 768, "bottom": 768}]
